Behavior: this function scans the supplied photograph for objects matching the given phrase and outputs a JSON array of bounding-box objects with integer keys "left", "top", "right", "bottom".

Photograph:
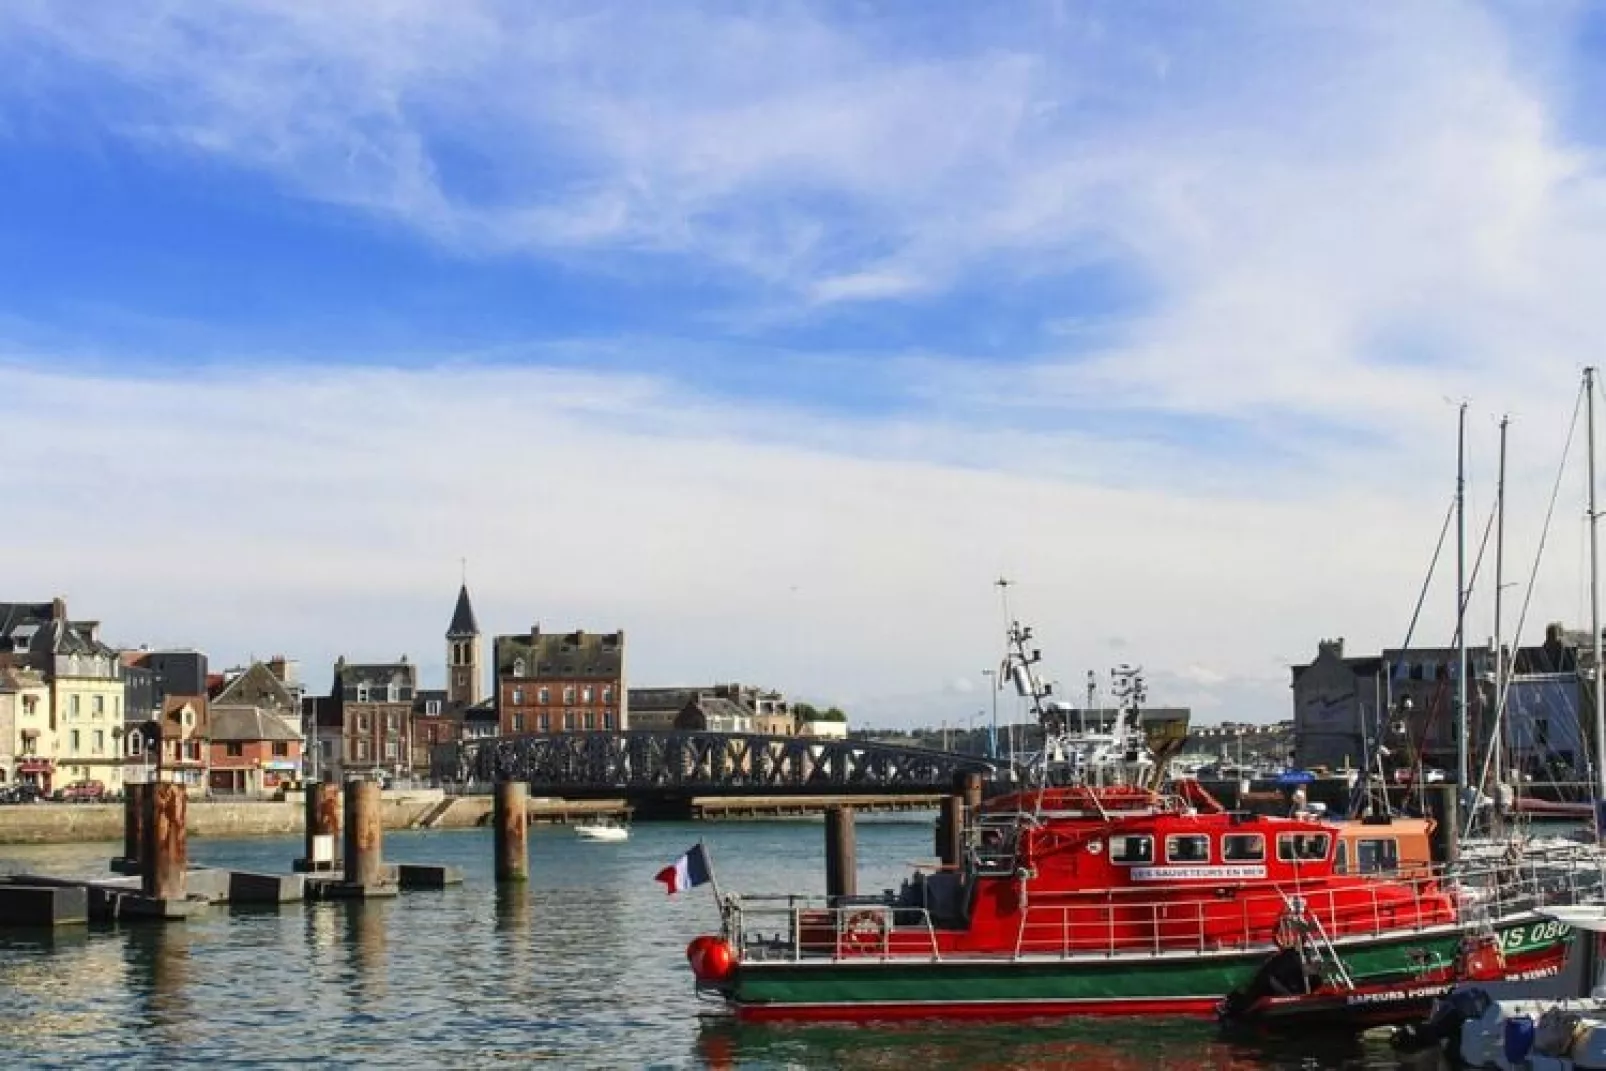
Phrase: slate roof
[
  {"left": 462, "top": 697, "right": 498, "bottom": 724},
  {"left": 495, "top": 629, "right": 624, "bottom": 678},
  {"left": 674, "top": 696, "right": 751, "bottom": 730},
  {"left": 213, "top": 662, "right": 298, "bottom": 711},
  {"left": 211, "top": 705, "right": 302, "bottom": 743},
  {"left": 333, "top": 659, "right": 418, "bottom": 698},
  {"left": 447, "top": 584, "right": 480, "bottom": 638}
]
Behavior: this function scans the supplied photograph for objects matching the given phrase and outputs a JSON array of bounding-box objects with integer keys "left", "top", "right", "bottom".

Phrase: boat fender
[
  {"left": 687, "top": 935, "right": 736, "bottom": 983},
  {"left": 1086, "top": 839, "right": 1103, "bottom": 855}
]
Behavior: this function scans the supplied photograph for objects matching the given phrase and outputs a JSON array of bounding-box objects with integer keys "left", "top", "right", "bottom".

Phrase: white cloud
[{"left": 4, "top": 4, "right": 1606, "bottom": 727}]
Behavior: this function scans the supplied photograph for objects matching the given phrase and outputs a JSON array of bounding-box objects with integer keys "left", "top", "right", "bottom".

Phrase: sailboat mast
[
  {"left": 1493, "top": 415, "right": 1507, "bottom": 785},
  {"left": 1588, "top": 367, "right": 1605, "bottom": 801},
  {"left": 1456, "top": 402, "right": 1469, "bottom": 794}
]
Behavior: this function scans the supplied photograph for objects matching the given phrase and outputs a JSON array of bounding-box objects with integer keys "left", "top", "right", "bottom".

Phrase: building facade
[
  {"left": 0, "top": 668, "right": 51, "bottom": 791},
  {"left": 208, "top": 706, "right": 304, "bottom": 795},
  {"left": 495, "top": 628, "right": 626, "bottom": 734},
  {"left": 331, "top": 657, "right": 418, "bottom": 777}
]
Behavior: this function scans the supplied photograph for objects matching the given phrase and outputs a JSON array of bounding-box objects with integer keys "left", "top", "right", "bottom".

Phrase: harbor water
[{"left": 0, "top": 813, "right": 1475, "bottom": 1069}]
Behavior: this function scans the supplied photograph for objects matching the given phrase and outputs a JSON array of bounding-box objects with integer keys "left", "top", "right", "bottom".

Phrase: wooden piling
[
  {"left": 824, "top": 805, "right": 857, "bottom": 902},
  {"left": 493, "top": 780, "right": 529, "bottom": 883},
  {"left": 123, "top": 782, "right": 151, "bottom": 869},
  {"left": 142, "top": 780, "right": 188, "bottom": 900},
  {"left": 343, "top": 780, "right": 384, "bottom": 887}
]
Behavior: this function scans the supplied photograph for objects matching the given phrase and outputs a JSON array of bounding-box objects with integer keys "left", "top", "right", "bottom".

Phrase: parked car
[
  {"left": 55, "top": 780, "right": 106, "bottom": 801},
  {"left": 0, "top": 784, "right": 42, "bottom": 804}
]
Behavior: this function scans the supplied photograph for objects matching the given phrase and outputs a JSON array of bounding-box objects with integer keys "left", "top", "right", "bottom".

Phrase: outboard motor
[{"left": 1391, "top": 988, "right": 1491, "bottom": 1053}]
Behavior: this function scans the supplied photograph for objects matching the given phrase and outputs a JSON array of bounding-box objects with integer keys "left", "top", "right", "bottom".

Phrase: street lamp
[{"left": 981, "top": 669, "right": 999, "bottom": 760}]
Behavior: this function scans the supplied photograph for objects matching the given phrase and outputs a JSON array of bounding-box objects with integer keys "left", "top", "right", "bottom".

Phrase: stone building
[
  {"left": 630, "top": 683, "right": 793, "bottom": 734},
  {"left": 445, "top": 584, "right": 483, "bottom": 708},
  {"left": 329, "top": 657, "right": 418, "bottom": 778},
  {"left": 1, "top": 600, "right": 130, "bottom": 794},
  {"left": 494, "top": 628, "right": 626, "bottom": 734}
]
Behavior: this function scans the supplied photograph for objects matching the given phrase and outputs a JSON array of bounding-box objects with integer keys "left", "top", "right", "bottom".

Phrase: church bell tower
[{"left": 446, "top": 582, "right": 483, "bottom": 706}]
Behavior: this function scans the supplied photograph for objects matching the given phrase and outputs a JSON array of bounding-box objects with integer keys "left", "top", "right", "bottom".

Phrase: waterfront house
[
  {"left": 0, "top": 667, "right": 51, "bottom": 793},
  {"left": 494, "top": 628, "right": 626, "bottom": 734},
  {"left": 211, "top": 658, "right": 303, "bottom": 718},
  {"left": 330, "top": 656, "right": 417, "bottom": 779},
  {"left": 631, "top": 683, "right": 794, "bottom": 735},
  {"left": 208, "top": 705, "right": 304, "bottom": 795},
  {"left": 0, "top": 600, "right": 131, "bottom": 794}
]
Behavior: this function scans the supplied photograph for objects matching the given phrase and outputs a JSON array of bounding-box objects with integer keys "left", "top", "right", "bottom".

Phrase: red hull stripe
[{"left": 735, "top": 996, "right": 1219, "bottom": 1022}]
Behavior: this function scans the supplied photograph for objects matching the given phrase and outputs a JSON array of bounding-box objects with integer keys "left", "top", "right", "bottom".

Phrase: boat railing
[{"left": 720, "top": 845, "right": 1602, "bottom": 965}]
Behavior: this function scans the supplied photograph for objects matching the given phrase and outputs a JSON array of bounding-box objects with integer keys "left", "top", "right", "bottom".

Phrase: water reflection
[
  {"left": 343, "top": 901, "right": 390, "bottom": 1004},
  {"left": 124, "top": 922, "right": 193, "bottom": 1055},
  {"left": 694, "top": 1014, "right": 1382, "bottom": 1071}
]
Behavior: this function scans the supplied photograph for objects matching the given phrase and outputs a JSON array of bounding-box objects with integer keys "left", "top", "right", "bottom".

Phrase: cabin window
[
  {"left": 1111, "top": 835, "right": 1153, "bottom": 864},
  {"left": 1222, "top": 833, "right": 1264, "bottom": 862},
  {"left": 1355, "top": 838, "right": 1399, "bottom": 874},
  {"left": 1277, "top": 832, "right": 1331, "bottom": 862},
  {"left": 1165, "top": 834, "right": 1210, "bottom": 864}
]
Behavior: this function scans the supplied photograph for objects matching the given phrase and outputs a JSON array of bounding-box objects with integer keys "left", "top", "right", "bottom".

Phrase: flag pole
[{"left": 700, "top": 838, "right": 725, "bottom": 905}]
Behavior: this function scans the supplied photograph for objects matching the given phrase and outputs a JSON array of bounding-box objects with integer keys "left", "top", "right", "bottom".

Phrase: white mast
[
  {"left": 1493, "top": 415, "right": 1508, "bottom": 786},
  {"left": 1588, "top": 367, "right": 1605, "bottom": 801},
  {"left": 1457, "top": 401, "right": 1470, "bottom": 794}
]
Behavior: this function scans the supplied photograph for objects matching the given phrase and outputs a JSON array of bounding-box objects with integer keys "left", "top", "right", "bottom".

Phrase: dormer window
[
  {"left": 426, "top": 700, "right": 441, "bottom": 716},
  {"left": 513, "top": 658, "right": 526, "bottom": 677},
  {"left": 356, "top": 684, "right": 370, "bottom": 703},
  {"left": 386, "top": 684, "right": 398, "bottom": 703}
]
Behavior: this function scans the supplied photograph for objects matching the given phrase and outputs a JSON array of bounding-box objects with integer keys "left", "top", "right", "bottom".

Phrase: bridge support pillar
[
  {"left": 955, "top": 770, "right": 983, "bottom": 812},
  {"left": 824, "top": 806, "right": 856, "bottom": 903},
  {"left": 494, "top": 780, "right": 529, "bottom": 883},
  {"left": 117, "top": 781, "right": 151, "bottom": 873},
  {"left": 295, "top": 778, "right": 342, "bottom": 872},
  {"left": 1426, "top": 783, "right": 1460, "bottom": 866}
]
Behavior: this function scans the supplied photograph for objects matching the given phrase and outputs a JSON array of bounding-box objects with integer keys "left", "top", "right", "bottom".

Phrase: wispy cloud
[{"left": 3, "top": 3, "right": 1606, "bottom": 724}]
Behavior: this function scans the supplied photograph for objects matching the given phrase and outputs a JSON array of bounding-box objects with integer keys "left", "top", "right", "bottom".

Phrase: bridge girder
[{"left": 454, "top": 731, "right": 994, "bottom": 796}]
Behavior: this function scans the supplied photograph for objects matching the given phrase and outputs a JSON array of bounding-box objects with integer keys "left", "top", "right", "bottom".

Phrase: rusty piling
[
  {"left": 122, "top": 781, "right": 151, "bottom": 870},
  {"left": 824, "top": 805, "right": 857, "bottom": 903},
  {"left": 343, "top": 779, "right": 384, "bottom": 887},
  {"left": 957, "top": 770, "right": 984, "bottom": 813},
  {"left": 299, "top": 778, "right": 342, "bottom": 871},
  {"left": 493, "top": 780, "right": 529, "bottom": 883},
  {"left": 141, "top": 780, "right": 188, "bottom": 900}
]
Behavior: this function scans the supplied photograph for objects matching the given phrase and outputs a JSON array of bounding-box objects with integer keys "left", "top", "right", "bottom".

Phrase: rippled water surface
[{"left": 0, "top": 816, "right": 1437, "bottom": 1068}]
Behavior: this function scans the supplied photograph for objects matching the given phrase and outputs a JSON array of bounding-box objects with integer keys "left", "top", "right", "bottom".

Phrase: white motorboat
[{"left": 575, "top": 818, "right": 629, "bottom": 842}]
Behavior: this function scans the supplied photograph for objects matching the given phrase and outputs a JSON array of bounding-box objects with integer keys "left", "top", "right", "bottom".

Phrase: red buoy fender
[{"left": 687, "top": 935, "right": 736, "bottom": 982}]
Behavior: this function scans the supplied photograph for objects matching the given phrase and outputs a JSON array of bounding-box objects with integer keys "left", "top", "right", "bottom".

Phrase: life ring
[{"left": 841, "top": 911, "right": 885, "bottom": 953}]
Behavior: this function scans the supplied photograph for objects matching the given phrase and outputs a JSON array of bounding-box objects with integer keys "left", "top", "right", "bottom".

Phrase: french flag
[{"left": 655, "top": 843, "right": 713, "bottom": 895}]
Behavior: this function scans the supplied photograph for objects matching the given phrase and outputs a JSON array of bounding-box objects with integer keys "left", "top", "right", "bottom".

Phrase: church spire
[{"left": 447, "top": 582, "right": 479, "bottom": 639}]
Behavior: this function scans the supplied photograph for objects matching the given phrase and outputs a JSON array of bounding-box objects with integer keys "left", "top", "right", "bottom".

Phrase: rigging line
[
  {"left": 1352, "top": 492, "right": 1456, "bottom": 818},
  {"left": 1488, "top": 377, "right": 1587, "bottom": 798}
]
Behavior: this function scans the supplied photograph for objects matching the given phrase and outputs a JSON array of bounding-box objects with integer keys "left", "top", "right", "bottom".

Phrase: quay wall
[{"left": 0, "top": 793, "right": 937, "bottom": 844}]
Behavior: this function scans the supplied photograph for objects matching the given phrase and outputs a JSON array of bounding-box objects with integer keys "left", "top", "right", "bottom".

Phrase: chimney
[
  {"left": 267, "top": 656, "right": 288, "bottom": 682},
  {"left": 50, "top": 598, "right": 66, "bottom": 622}
]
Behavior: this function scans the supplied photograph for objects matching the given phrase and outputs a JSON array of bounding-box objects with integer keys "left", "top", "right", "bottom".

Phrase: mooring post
[
  {"left": 300, "top": 777, "right": 342, "bottom": 871},
  {"left": 494, "top": 779, "right": 529, "bottom": 883},
  {"left": 938, "top": 796, "right": 965, "bottom": 869},
  {"left": 142, "top": 779, "right": 188, "bottom": 900},
  {"left": 824, "top": 805, "right": 857, "bottom": 903},
  {"left": 1426, "top": 783, "right": 1460, "bottom": 866},
  {"left": 123, "top": 781, "right": 151, "bottom": 869},
  {"left": 343, "top": 779, "right": 384, "bottom": 886},
  {"left": 959, "top": 771, "right": 984, "bottom": 813}
]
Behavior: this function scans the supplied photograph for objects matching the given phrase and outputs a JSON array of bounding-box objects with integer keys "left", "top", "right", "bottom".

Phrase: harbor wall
[{"left": 0, "top": 793, "right": 935, "bottom": 844}]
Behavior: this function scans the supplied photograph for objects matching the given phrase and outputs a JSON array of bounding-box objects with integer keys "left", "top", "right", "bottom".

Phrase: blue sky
[{"left": 4, "top": 2, "right": 1606, "bottom": 728}]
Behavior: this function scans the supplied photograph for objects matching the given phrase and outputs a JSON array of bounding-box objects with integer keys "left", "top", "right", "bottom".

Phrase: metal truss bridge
[{"left": 454, "top": 730, "right": 993, "bottom": 806}]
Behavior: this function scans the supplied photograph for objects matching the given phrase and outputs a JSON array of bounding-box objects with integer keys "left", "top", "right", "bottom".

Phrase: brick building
[
  {"left": 330, "top": 657, "right": 418, "bottom": 778},
  {"left": 208, "top": 706, "right": 303, "bottom": 795},
  {"left": 494, "top": 628, "right": 626, "bottom": 734}
]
